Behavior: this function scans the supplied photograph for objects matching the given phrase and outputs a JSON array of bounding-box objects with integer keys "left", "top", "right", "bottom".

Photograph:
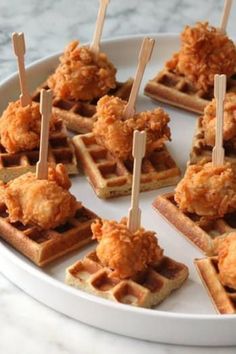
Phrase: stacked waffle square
[
  {"left": 153, "top": 192, "right": 236, "bottom": 255},
  {"left": 72, "top": 133, "right": 181, "bottom": 198},
  {"left": 0, "top": 120, "right": 78, "bottom": 182},
  {"left": 195, "top": 256, "right": 236, "bottom": 314},
  {"left": 0, "top": 201, "right": 97, "bottom": 266},
  {"left": 144, "top": 69, "right": 236, "bottom": 115},
  {"left": 32, "top": 79, "right": 133, "bottom": 133},
  {"left": 190, "top": 116, "right": 236, "bottom": 168},
  {"left": 144, "top": 21, "right": 236, "bottom": 115},
  {"left": 66, "top": 250, "right": 188, "bottom": 308}
]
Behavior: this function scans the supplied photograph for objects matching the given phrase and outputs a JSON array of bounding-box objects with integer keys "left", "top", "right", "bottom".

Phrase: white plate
[{"left": 0, "top": 34, "right": 235, "bottom": 346}]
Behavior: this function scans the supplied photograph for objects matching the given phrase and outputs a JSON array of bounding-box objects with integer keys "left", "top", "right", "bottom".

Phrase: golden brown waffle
[
  {"left": 0, "top": 201, "right": 98, "bottom": 267},
  {"left": 189, "top": 116, "right": 236, "bottom": 168},
  {"left": 195, "top": 257, "right": 236, "bottom": 314},
  {"left": 144, "top": 68, "right": 236, "bottom": 114},
  {"left": 32, "top": 79, "right": 133, "bottom": 133},
  {"left": 66, "top": 250, "right": 188, "bottom": 308},
  {"left": 0, "top": 120, "right": 78, "bottom": 182},
  {"left": 72, "top": 133, "right": 181, "bottom": 199},
  {"left": 153, "top": 192, "right": 236, "bottom": 255}
]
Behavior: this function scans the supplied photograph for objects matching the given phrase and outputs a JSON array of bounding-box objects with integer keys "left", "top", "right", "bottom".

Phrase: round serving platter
[{"left": 0, "top": 34, "right": 235, "bottom": 346}]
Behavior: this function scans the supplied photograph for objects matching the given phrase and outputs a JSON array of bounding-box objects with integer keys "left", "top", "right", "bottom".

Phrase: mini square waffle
[
  {"left": 72, "top": 133, "right": 181, "bottom": 199},
  {"left": 153, "top": 192, "right": 236, "bottom": 255},
  {"left": 0, "top": 120, "right": 78, "bottom": 182},
  {"left": 0, "top": 201, "right": 98, "bottom": 267},
  {"left": 189, "top": 116, "right": 236, "bottom": 168},
  {"left": 195, "top": 257, "right": 236, "bottom": 314},
  {"left": 65, "top": 250, "right": 188, "bottom": 308},
  {"left": 144, "top": 68, "right": 236, "bottom": 114},
  {"left": 32, "top": 79, "right": 133, "bottom": 133}
]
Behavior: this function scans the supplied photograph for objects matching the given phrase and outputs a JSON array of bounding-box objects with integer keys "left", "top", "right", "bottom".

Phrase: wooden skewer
[
  {"left": 12, "top": 32, "right": 32, "bottom": 107},
  {"left": 123, "top": 37, "right": 155, "bottom": 119},
  {"left": 212, "top": 74, "right": 226, "bottom": 166},
  {"left": 127, "top": 130, "right": 147, "bottom": 233},
  {"left": 90, "top": 0, "right": 110, "bottom": 54},
  {"left": 220, "top": 0, "right": 233, "bottom": 33},
  {"left": 36, "top": 89, "right": 53, "bottom": 180}
]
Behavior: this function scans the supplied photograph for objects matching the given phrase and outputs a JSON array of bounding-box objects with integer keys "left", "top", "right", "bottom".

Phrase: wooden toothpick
[
  {"left": 36, "top": 89, "right": 52, "bottom": 180},
  {"left": 127, "top": 130, "right": 147, "bottom": 233},
  {"left": 12, "top": 32, "right": 32, "bottom": 107},
  {"left": 212, "top": 74, "right": 226, "bottom": 166},
  {"left": 90, "top": 0, "right": 110, "bottom": 54},
  {"left": 123, "top": 37, "right": 155, "bottom": 119},
  {"left": 220, "top": 0, "right": 233, "bottom": 33}
]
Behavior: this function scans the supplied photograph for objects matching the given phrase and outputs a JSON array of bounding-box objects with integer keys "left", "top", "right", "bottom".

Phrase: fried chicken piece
[
  {"left": 0, "top": 100, "right": 59, "bottom": 154},
  {"left": 92, "top": 218, "right": 163, "bottom": 279},
  {"left": 218, "top": 233, "right": 236, "bottom": 290},
  {"left": 0, "top": 181, "right": 6, "bottom": 203},
  {"left": 202, "top": 92, "right": 236, "bottom": 146},
  {"left": 47, "top": 41, "right": 117, "bottom": 101},
  {"left": 93, "top": 95, "right": 171, "bottom": 160},
  {"left": 48, "top": 163, "right": 71, "bottom": 190},
  {"left": 4, "top": 164, "right": 77, "bottom": 229},
  {"left": 166, "top": 22, "right": 236, "bottom": 93},
  {"left": 175, "top": 162, "right": 236, "bottom": 217}
]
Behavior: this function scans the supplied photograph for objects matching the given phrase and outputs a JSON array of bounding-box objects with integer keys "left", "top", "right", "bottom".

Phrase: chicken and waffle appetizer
[
  {"left": 0, "top": 100, "right": 78, "bottom": 181},
  {"left": 0, "top": 163, "right": 97, "bottom": 266},
  {"left": 48, "top": 41, "right": 117, "bottom": 102},
  {"left": 93, "top": 95, "right": 171, "bottom": 160},
  {"left": 73, "top": 95, "right": 180, "bottom": 198},
  {"left": 32, "top": 41, "right": 133, "bottom": 133},
  {"left": 66, "top": 218, "right": 188, "bottom": 308},
  {"left": 175, "top": 162, "right": 236, "bottom": 218},
  {"left": 0, "top": 100, "right": 59, "bottom": 154},
  {"left": 145, "top": 22, "right": 236, "bottom": 114},
  {"left": 195, "top": 233, "right": 236, "bottom": 314},
  {"left": 153, "top": 162, "right": 236, "bottom": 255},
  {"left": 48, "top": 0, "right": 116, "bottom": 102},
  {"left": 91, "top": 218, "right": 164, "bottom": 279},
  {"left": 202, "top": 93, "right": 236, "bottom": 148},
  {"left": 190, "top": 92, "right": 236, "bottom": 167},
  {"left": 166, "top": 22, "right": 236, "bottom": 94},
  {"left": 2, "top": 163, "right": 77, "bottom": 229}
]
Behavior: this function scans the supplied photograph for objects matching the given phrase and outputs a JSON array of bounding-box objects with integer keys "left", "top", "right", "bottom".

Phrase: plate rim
[
  {"left": 0, "top": 32, "right": 179, "bottom": 87},
  {"left": 0, "top": 32, "right": 235, "bottom": 323}
]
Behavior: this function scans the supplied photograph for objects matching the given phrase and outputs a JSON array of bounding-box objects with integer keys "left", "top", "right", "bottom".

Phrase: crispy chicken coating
[
  {"left": 166, "top": 22, "right": 236, "bottom": 93},
  {"left": 3, "top": 164, "right": 77, "bottom": 229},
  {"left": 92, "top": 218, "right": 163, "bottom": 279},
  {"left": 48, "top": 163, "right": 72, "bottom": 190},
  {"left": 47, "top": 41, "right": 117, "bottom": 101},
  {"left": 93, "top": 95, "right": 171, "bottom": 160},
  {"left": 175, "top": 162, "right": 236, "bottom": 217},
  {"left": 218, "top": 233, "right": 236, "bottom": 290},
  {"left": 0, "top": 100, "right": 59, "bottom": 154},
  {"left": 202, "top": 92, "right": 236, "bottom": 146},
  {"left": 0, "top": 181, "right": 6, "bottom": 203}
]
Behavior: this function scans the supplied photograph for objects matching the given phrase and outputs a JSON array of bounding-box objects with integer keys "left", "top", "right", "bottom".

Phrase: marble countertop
[
  {"left": 1, "top": 0, "right": 236, "bottom": 81},
  {"left": 1, "top": 0, "right": 236, "bottom": 353}
]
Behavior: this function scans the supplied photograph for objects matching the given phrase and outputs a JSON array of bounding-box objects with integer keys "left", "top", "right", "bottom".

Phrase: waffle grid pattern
[
  {"left": 72, "top": 133, "right": 181, "bottom": 198},
  {"left": 190, "top": 116, "right": 236, "bottom": 167},
  {"left": 153, "top": 192, "right": 236, "bottom": 255},
  {"left": 195, "top": 256, "right": 236, "bottom": 314},
  {"left": 66, "top": 250, "right": 188, "bottom": 308},
  {"left": 144, "top": 68, "right": 236, "bottom": 114},
  {"left": 0, "top": 120, "right": 78, "bottom": 182},
  {"left": 0, "top": 202, "right": 97, "bottom": 266},
  {"left": 32, "top": 79, "right": 133, "bottom": 133}
]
